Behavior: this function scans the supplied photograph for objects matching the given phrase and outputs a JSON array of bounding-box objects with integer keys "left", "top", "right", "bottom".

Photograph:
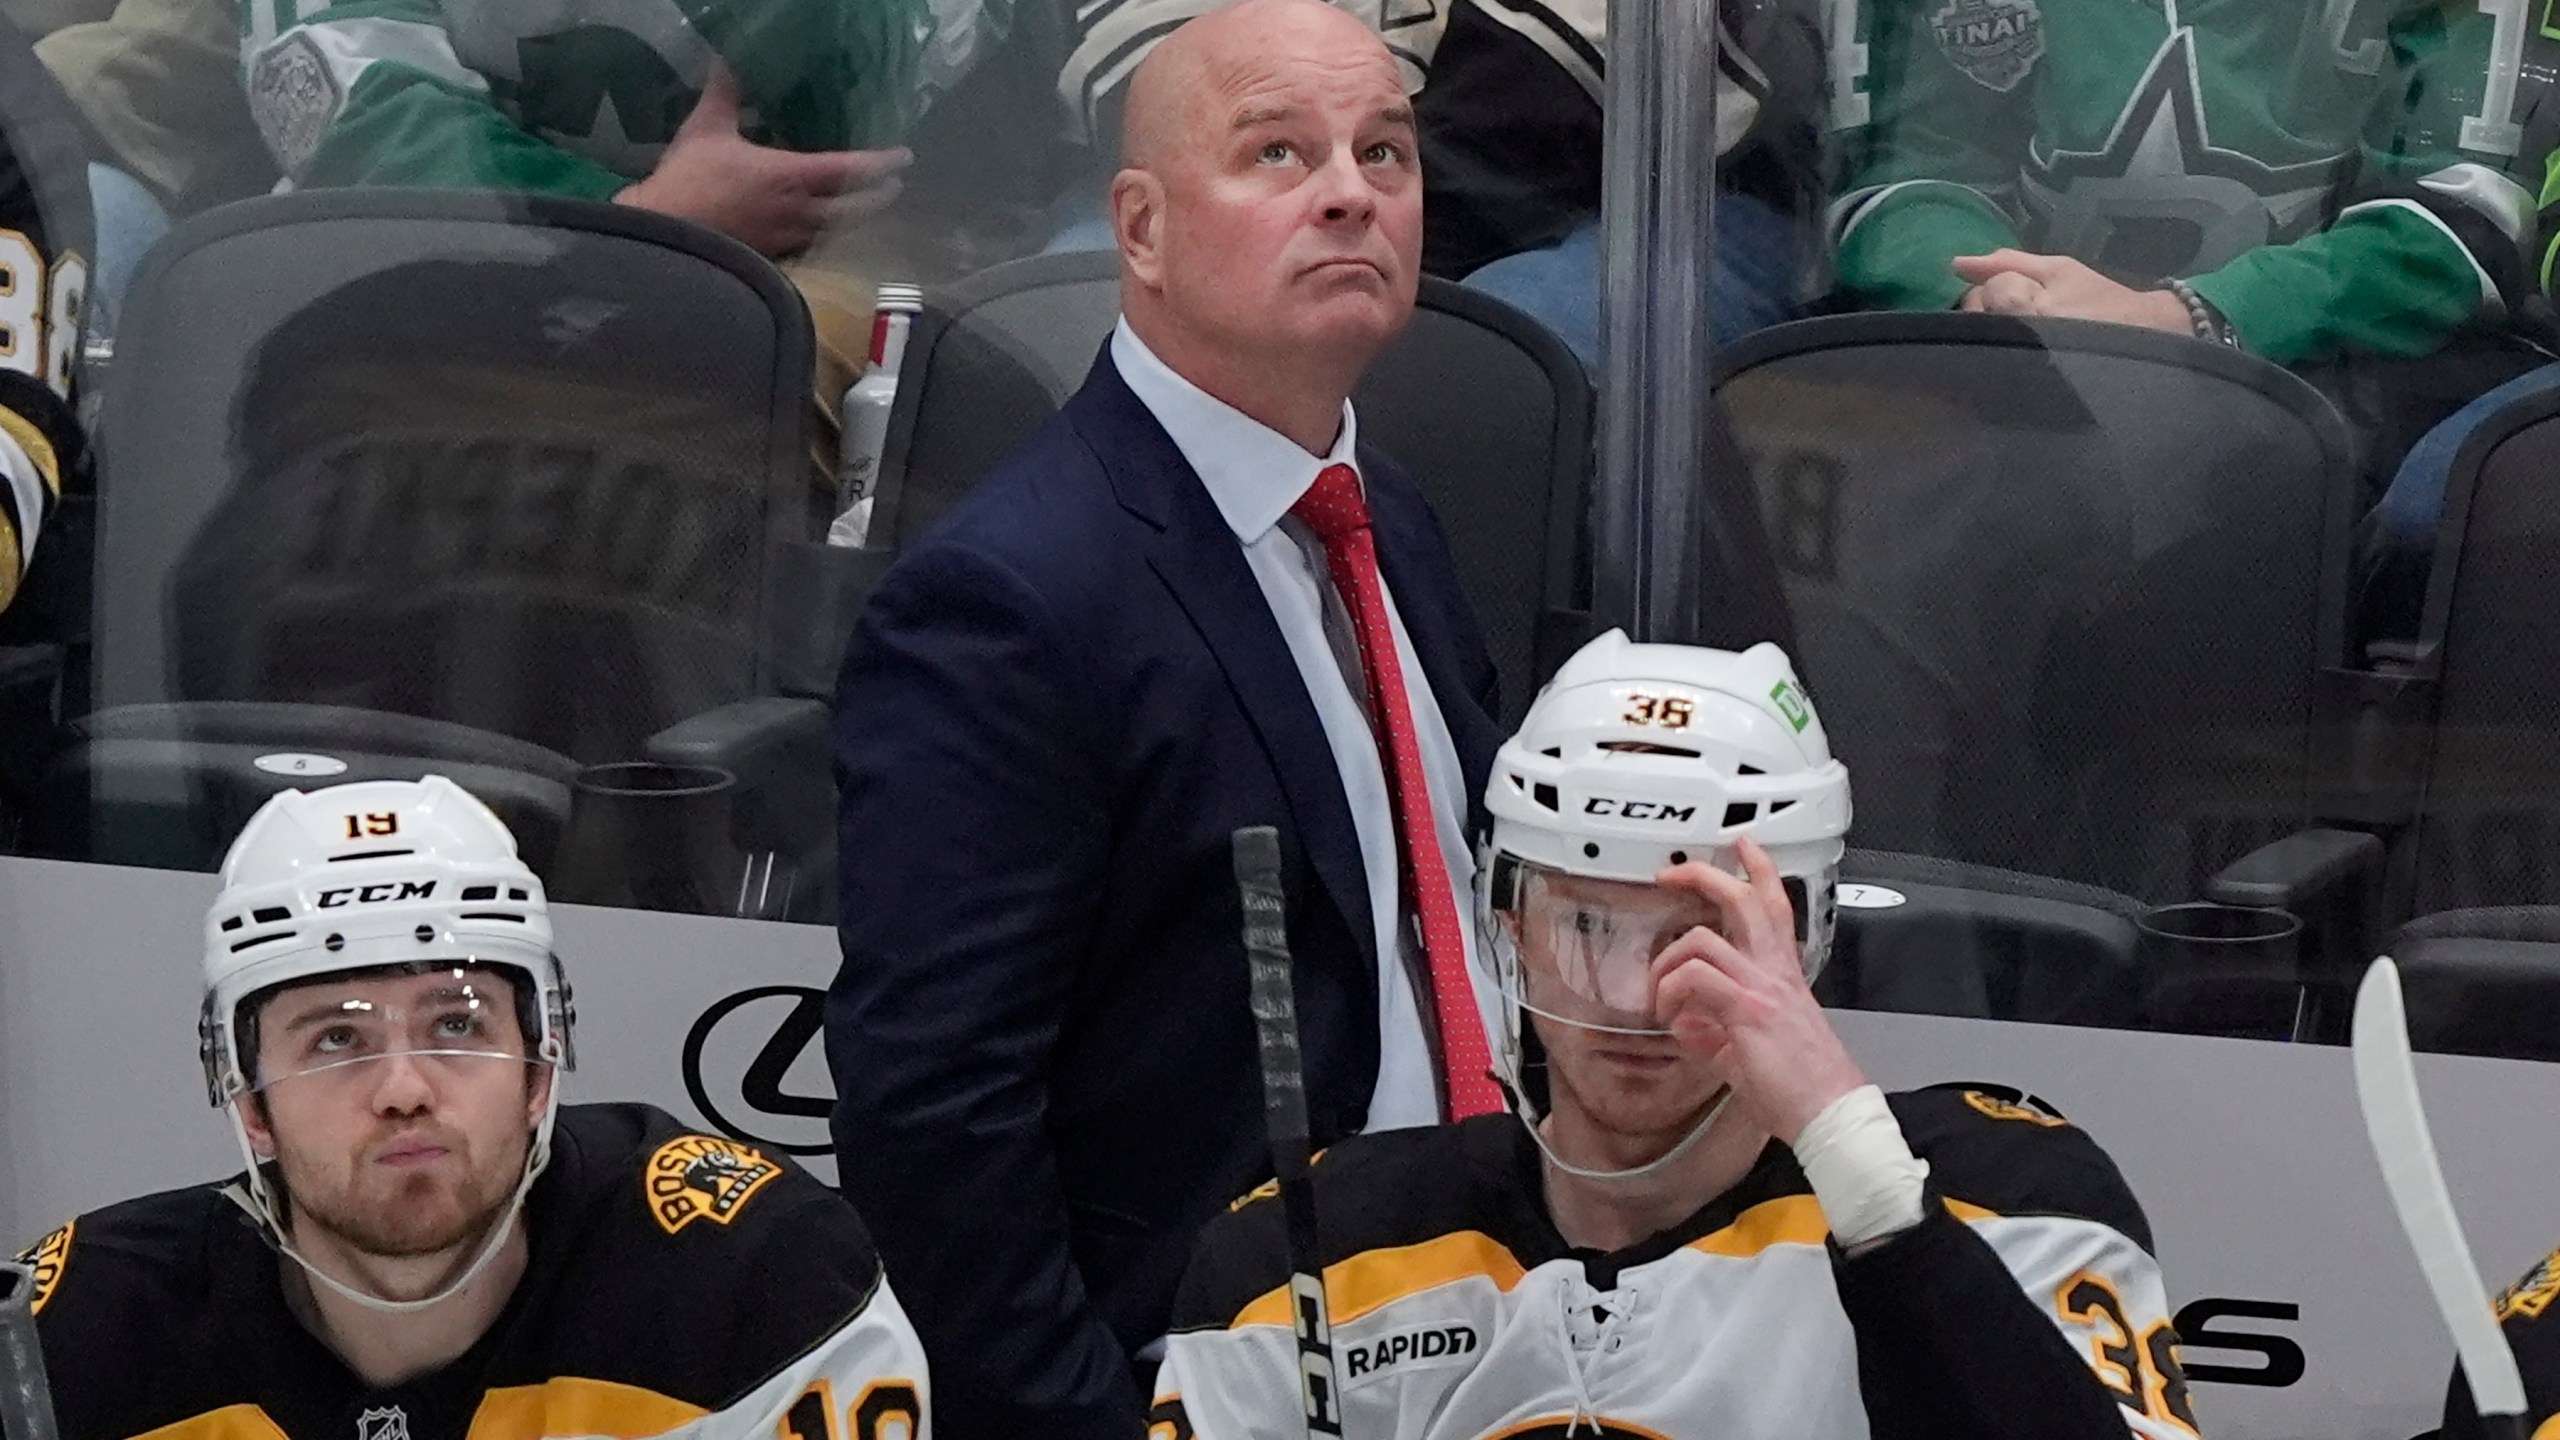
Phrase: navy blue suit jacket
[{"left": 826, "top": 349, "right": 1502, "bottom": 1440}]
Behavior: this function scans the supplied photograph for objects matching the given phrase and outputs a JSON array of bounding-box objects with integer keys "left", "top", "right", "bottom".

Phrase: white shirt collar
[{"left": 1111, "top": 318, "right": 1360, "bottom": 545}]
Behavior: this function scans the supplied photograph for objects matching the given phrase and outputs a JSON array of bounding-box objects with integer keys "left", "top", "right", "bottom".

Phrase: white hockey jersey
[{"left": 1153, "top": 1085, "right": 2200, "bottom": 1439}]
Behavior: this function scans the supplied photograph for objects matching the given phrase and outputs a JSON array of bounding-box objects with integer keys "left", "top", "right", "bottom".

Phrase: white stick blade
[{"left": 2352, "top": 956, "right": 2528, "bottom": 1417}]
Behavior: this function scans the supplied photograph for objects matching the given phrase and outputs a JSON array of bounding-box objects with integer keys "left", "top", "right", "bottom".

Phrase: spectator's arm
[
  {"left": 2187, "top": 7, "right": 2537, "bottom": 363},
  {"left": 239, "top": 0, "right": 629, "bottom": 197},
  {"left": 825, "top": 538, "right": 1142, "bottom": 1440},
  {"left": 1827, "top": 0, "right": 2029, "bottom": 312}
]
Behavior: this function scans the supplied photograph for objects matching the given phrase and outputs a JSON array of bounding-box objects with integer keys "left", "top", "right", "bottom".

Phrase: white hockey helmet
[
  {"left": 201, "top": 776, "right": 577, "bottom": 1315},
  {"left": 1477, "top": 632, "right": 1850, "bottom": 1108},
  {"left": 200, "top": 775, "right": 575, "bottom": 1108}
]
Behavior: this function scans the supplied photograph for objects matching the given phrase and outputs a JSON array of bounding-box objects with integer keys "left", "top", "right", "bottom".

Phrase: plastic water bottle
[{"left": 828, "top": 282, "right": 924, "bottom": 548}]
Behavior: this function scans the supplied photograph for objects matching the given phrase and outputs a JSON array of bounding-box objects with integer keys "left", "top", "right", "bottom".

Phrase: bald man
[{"left": 826, "top": 3, "right": 1505, "bottom": 1435}]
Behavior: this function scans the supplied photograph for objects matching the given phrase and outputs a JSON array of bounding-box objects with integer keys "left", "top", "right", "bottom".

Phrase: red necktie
[{"left": 1291, "top": 464, "right": 1505, "bottom": 1120}]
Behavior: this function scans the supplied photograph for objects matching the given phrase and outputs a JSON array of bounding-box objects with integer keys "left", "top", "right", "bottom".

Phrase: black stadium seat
[
  {"left": 868, "top": 250, "right": 1595, "bottom": 724},
  {"left": 23, "top": 189, "right": 840, "bottom": 918},
  {"left": 2364, "top": 387, "right": 2560, "bottom": 1056},
  {"left": 1715, "top": 313, "right": 2374, "bottom": 1030}
]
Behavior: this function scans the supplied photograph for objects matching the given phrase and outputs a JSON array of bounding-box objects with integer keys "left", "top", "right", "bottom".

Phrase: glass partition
[{"left": 1, "top": 0, "right": 2554, "bottom": 1059}]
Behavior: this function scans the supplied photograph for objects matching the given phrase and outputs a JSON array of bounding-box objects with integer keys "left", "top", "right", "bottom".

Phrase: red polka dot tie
[{"left": 1291, "top": 464, "right": 1505, "bottom": 1120}]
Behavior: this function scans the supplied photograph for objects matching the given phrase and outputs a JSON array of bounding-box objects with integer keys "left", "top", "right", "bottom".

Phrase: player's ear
[
  {"left": 525, "top": 1063, "right": 554, "bottom": 1129},
  {"left": 236, "top": 1095, "right": 278, "bottom": 1161}
]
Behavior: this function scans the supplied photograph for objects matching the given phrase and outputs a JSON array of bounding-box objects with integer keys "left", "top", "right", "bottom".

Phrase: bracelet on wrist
[{"left": 2159, "top": 278, "right": 2241, "bottom": 349}]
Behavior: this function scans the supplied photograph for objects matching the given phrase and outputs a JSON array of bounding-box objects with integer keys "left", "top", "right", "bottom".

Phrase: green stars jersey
[
  {"left": 1155, "top": 1085, "right": 2199, "bottom": 1440},
  {"left": 1829, "top": 0, "right": 2546, "bottom": 362},
  {"left": 240, "top": 0, "right": 986, "bottom": 198},
  {"left": 12, "top": 1103, "right": 932, "bottom": 1440}
]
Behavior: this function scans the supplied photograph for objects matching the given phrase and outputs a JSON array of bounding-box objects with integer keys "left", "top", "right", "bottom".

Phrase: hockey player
[
  {"left": 0, "top": 22, "right": 89, "bottom": 633},
  {"left": 2440, "top": 1244, "right": 2560, "bottom": 1437},
  {"left": 11, "top": 776, "right": 930, "bottom": 1440},
  {"left": 1150, "top": 632, "right": 2199, "bottom": 1439}
]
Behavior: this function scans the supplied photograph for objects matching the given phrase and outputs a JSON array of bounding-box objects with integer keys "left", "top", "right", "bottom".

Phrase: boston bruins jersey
[
  {"left": 1153, "top": 1085, "right": 2199, "bottom": 1440},
  {"left": 13, "top": 1103, "right": 930, "bottom": 1440},
  {"left": 238, "top": 0, "right": 979, "bottom": 196},
  {"left": 2442, "top": 1241, "right": 2560, "bottom": 1438},
  {"left": 0, "top": 27, "right": 91, "bottom": 624},
  {"left": 1829, "top": 0, "right": 2545, "bottom": 363}
]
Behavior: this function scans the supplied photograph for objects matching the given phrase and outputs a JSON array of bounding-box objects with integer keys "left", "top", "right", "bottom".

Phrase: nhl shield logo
[
  {"left": 1929, "top": 0, "right": 2046, "bottom": 92},
  {"left": 356, "top": 1408, "right": 409, "bottom": 1440}
]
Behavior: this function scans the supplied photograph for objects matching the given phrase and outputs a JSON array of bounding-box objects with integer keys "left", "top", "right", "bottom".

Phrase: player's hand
[
  {"left": 1648, "top": 838, "right": 1868, "bottom": 1146},
  {"left": 1952, "top": 249, "right": 2192, "bottom": 333},
  {"left": 616, "top": 61, "right": 911, "bottom": 259}
]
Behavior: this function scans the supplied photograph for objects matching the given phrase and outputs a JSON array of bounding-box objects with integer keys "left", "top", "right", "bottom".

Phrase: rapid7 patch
[{"left": 645, "top": 1135, "right": 781, "bottom": 1234}]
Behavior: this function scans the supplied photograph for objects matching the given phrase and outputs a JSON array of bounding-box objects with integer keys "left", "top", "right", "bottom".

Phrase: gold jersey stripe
[
  {"left": 128, "top": 1404, "right": 295, "bottom": 1440},
  {"left": 466, "top": 1377, "right": 709, "bottom": 1440},
  {"left": 1233, "top": 1230, "right": 1530, "bottom": 1329},
  {"left": 1230, "top": 1194, "right": 2004, "bottom": 1329},
  {"left": 0, "top": 404, "right": 61, "bottom": 500}
]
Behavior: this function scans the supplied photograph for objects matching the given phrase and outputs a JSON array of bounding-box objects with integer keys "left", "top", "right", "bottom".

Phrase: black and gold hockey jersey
[
  {"left": 0, "top": 25, "right": 90, "bottom": 626},
  {"left": 1154, "top": 1085, "right": 2198, "bottom": 1440},
  {"left": 2442, "top": 1241, "right": 2560, "bottom": 1438},
  {"left": 12, "top": 1103, "right": 930, "bottom": 1440}
]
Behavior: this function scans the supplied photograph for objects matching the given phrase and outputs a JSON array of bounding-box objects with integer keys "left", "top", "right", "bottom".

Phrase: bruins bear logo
[
  {"left": 2500, "top": 1246, "right": 2560, "bottom": 1321},
  {"left": 1962, "top": 1090, "right": 2069, "bottom": 1128},
  {"left": 645, "top": 1136, "right": 781, "bottom": 1234},
  {"left": 9, "top": 1222, "right": 72, "bottom": 1315}
]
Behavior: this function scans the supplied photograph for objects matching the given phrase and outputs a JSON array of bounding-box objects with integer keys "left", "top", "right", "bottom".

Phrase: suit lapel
[{"left": 1066, "top": 353, "right": 1381, "bottom": 976}]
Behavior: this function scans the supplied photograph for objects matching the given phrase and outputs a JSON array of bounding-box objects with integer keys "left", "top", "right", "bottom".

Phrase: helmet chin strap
[
  {"left": 1509, "top": 1079, "right": 1740, "bottom": 1184},
  {"left": 220, "top": 1087, "right": 558, "bottom": 1316}
]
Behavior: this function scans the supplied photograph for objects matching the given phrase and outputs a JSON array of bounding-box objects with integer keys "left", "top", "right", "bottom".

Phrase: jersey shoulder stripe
[
  {"left": 1891, "top": 1083, "right": 2157, "bottom": 1253},
  {"left": 1173, "top": 1117, "right": 1516, "bottom": 1334}
]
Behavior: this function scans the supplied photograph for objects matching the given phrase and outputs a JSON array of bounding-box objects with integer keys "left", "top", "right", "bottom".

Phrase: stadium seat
[
  {"left": 2354, "top": 388, "right": 2560, "bottom": 1059},
  {"left": 1714, "top": 313, "right": 2377, "bottom": 1031},
  {"left": 21, "top": 189, "right": 847, "bottom": 920},
  {"left": 2387, "top": 386, "right": 2560, "bottom": 915},
  {"left": 868, "top": 250, "right": 1595, "bottom": 723},
  {"left": 2387, "top": 908, "right": 2560, "bottom": 1062}
]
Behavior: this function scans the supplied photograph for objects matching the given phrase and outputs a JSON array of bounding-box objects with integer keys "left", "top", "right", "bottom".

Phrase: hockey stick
[
  {"left": 0, "top": 1260, "right": 60, "bottom": 1440},
  {"left": 2351, "top": 957, "right": 2530, "bottom": 1440},
  {"left": 1233, "top": 826, "right": 1346, "bottom": 1438}
]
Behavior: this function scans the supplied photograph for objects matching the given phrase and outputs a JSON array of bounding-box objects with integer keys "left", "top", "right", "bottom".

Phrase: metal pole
[{"left": 1593, "top": 0, "right": 1721, "bottom": 641}]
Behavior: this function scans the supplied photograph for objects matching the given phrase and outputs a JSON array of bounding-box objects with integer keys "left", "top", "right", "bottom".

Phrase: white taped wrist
[{"left": 1793, "top": 1084, "right": 1929, "bottom": 1248}]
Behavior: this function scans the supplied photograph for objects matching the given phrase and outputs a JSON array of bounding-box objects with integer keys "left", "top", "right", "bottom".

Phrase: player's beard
[{"left": 281, "top": 1120, "right": 526, "bottom": 1262}]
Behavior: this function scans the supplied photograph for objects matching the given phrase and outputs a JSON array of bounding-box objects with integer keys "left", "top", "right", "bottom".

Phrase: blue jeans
[
  {"left": 2360, "top": 360, "right": 2560, "bottom": 639},
  {"left": 85, "top": 163, "right": 172, "bottom": 338},
  {"left": 1456, "top": 193, "right": 1806, "bottom": 369}
]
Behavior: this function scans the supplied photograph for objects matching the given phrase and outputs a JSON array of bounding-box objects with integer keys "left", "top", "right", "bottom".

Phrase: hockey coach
[
  {"left": 826, "top": 1, "right": 1509, "bottom": 1435},
  {"left": 12, "top": 777, "right": 930, "bottom": 1440}
]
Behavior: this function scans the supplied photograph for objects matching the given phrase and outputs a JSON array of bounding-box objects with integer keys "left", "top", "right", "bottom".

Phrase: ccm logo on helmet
[
  {"left": 315, "top": 881, "right": 437, "bottom": 908},
  {"left": 1582, "top": 798, "right": 1698, "bottom": 822},
  {"left": 1343, "top": 1324, "right": 1479, "bottom": 1381}
]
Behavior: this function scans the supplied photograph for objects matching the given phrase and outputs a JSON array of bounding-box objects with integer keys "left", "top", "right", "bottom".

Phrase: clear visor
[
  {"left": 1489, "top": 862, "right": 1731, "bottom": 1037},
  {"left": 249, "top": 972, "right": 538, "bottom": 1094}
]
